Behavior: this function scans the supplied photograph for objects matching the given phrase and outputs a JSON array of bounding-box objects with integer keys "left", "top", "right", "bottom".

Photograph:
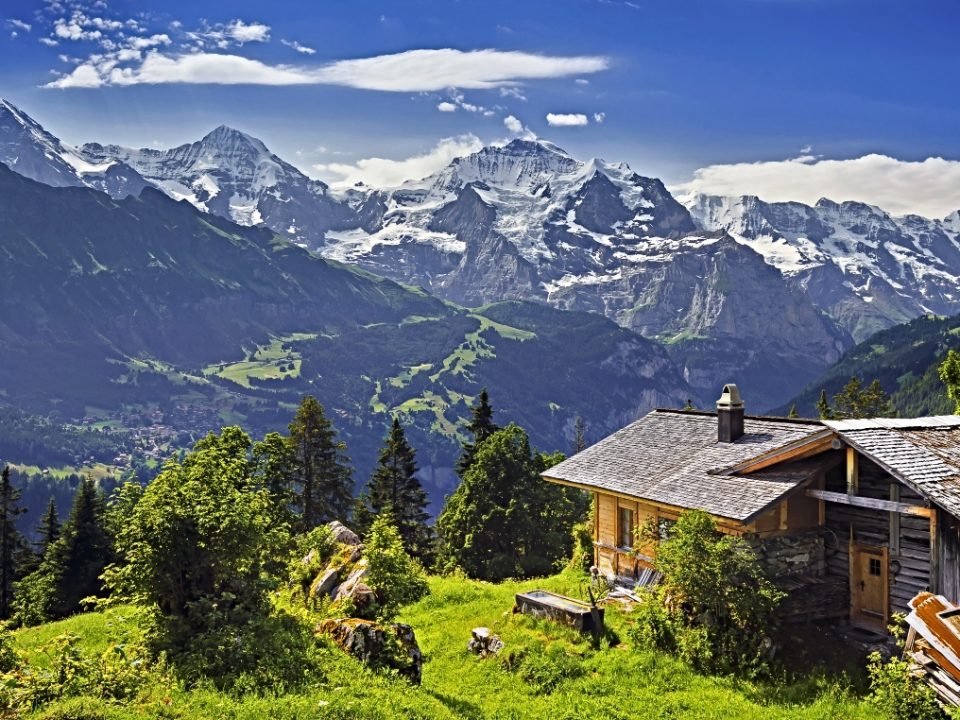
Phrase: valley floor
[{"left": 13, "top": 572, "right": 881, "bottom": 719}]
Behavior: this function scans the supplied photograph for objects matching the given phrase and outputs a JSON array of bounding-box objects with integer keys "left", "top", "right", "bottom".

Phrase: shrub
[
  {"left": 365, "top": 514, "right": 429, "bottom": 620},
  {"left": 867, "top": 651, "right": 945, "bottom": 720},
  {"left": 568, "top": 519, "right": 594, "bottom": 574},
  {"left": 498, "top": 642, "right": 584, "bottom": 694},
  {"left": 628, "top": 510, "right": 783, "bottom": 677}
]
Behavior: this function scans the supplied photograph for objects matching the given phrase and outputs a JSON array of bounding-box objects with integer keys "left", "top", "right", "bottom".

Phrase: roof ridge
[{"left": 653, "top": 407, "right": 822, "bottom": 425}]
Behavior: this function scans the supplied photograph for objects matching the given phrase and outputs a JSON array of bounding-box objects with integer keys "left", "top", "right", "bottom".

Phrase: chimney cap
[{"left": 717, "top": 383, "right": 744, "bottom": 409}]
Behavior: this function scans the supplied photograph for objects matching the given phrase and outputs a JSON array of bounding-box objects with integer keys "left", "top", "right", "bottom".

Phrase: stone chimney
[{"left": 717, "top": 384, "right": 744, "bottom": 443}]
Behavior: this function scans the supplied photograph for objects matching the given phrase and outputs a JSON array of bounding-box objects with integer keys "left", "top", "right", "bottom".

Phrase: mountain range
[{"left": 2, "top": 99, "right": 959, "bottom": 413}]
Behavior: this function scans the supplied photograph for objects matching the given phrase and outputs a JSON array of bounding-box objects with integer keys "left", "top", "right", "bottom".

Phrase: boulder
[
  {"left": 467, "top": 626, "right": 504, "bottom": 657},
  {"left": 310, "top": 567, "right": 339, "bottom": 599},
  {"left": 318, "top": 618, "right": 422, "bottom": 684},
  {"left": 327, "top": 521, "right": 360, "bottom": 547},
  {"left": 332, "top": 559, "right": 368, "bottom": 600}
]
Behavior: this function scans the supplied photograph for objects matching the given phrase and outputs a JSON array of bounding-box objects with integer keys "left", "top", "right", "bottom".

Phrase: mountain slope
[
  {"left": 779, "top": 313, "right": 960, "bottom": 418},
  {"left": 0, "top": 164, "right": 692, "bottom": 504},
  {"left": 687, "top": 194, "right": 960, "bottom": 342}
]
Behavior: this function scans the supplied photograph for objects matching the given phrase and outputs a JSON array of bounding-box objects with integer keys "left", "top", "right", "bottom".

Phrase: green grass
[
  {"left": 10, "top": 573, "right": 881, "bottom": 719},
  {"left": 202, "top": 334, "right": 316, "bottom": 389}
]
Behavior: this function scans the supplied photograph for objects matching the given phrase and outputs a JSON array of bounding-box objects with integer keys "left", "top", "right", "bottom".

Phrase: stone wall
[{"left": 749, "top": 530, "right": 826, "bottom": 579}]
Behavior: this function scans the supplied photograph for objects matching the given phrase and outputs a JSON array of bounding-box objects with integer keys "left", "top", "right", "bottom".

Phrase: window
[
  {"left": 619, "top": 507, "right": 635, "bottom": 548},
  {"left": 869, "top": 557, "right": 882, "bottom": 576}
]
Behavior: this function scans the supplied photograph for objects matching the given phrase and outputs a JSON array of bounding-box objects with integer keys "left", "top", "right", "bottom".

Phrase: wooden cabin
[{"left": 542, "top": 384, "right": 960, "bottom": 632}]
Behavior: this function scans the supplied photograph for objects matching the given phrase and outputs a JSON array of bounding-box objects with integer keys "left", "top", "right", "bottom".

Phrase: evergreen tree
[
  {"left": 438, "top": 425, "right": 588, "bottom": 581},
  {"left": 351, "top": 490, "right": 377, "bottom": 539},
  {"left": 0, "top": 466, "right": 28, "bottom": 619},
  {"left": 36, "top": 497, "right": 60, "bottom": 557},
  {"left": 787, "top": 404, "right": 799, "bottom": 419},
  {"left": 360, "top": 419, "right": 432, "bottom": 563},
  {"left": 456, "top": 389, "right": 499, "bottom": 478},
  {"left": 816, "top": 389, "right": 832, "bottom": 419},
  {"left": 940, "top": 349, "right": 960, "bottom": 414},
  {"left": 573, "top": 416, "right": 587, "bottom": 454},
  {"left": 832, "top": 377, "right": 893, "bottom": 419},
  {"left": 14, "top": 478, "right": 111, "bottom": 624},
  {"left": 288, "top": 396, "right": 354, "bottom": 529},
  {"left": 252, "top": 432, "right": 299, "bottom": 524}
]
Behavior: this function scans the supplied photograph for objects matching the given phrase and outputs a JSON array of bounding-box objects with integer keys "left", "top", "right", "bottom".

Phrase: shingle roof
[
  {"left": 542, "top": 409, "right": 827, "bottom": 522},
  {"left": 825, "top": 417, "right": 960, "bottom": 517}
]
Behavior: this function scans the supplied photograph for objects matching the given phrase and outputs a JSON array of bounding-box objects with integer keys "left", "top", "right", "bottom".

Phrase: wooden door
[{"left": 851, "top": 542, "right": 888, "bottom": 632}]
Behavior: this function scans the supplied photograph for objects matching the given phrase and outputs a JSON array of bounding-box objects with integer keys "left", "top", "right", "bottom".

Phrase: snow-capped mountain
[
  {"left": 81, "top": 125, "right": 357, "bottom": 245},
  {"left": 0, "top": 99, "right": 148, "bottom": 198},
  {"left": 686, "top": 194, "right": 960, "bottom": 341}
]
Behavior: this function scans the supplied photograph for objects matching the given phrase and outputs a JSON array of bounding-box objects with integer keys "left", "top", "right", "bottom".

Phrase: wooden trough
[{"left": 514, "top": 590, "right": 604, "bottom": 633}]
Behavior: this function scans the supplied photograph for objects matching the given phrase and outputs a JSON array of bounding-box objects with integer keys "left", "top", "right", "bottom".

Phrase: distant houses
[{"left": 543, "top": 384, "right": 960, "bottom": 632}]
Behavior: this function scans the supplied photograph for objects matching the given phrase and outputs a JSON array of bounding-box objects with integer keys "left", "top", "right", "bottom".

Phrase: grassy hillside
[
  {"left": 11, "top": 572, "right": 879, "bottom": 720},
  {"left": 0, "top": 166, "right": 693, "bottom": 510},
  {"left": 779, "top": 314, "right": 960, "bottom": 417}
]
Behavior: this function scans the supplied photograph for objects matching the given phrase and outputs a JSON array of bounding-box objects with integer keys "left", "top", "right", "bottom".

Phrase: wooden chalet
[{"left": 542, "top": 384, "right": 960, "bottom": 632}]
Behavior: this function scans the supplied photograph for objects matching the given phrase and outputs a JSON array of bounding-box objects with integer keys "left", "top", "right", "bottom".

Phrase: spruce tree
[
  {"left": 941, "top": 349, "right": 960, "bottom": 414},
  {"left": 35, "top": 497, "right": 60, "bottom": 557},
  {"left": 456, "top": 389, "right": 499, "bottom": 478},
  {"left": 14, "top": 478, "right": 111, "bottom": 623},
  {"left": 361, "top": 419, "right": 432, "bottom": 562},
  {"left": 252, "top": 432, "right": 299, "bottom": 524},
  {"left": 0, "top": 466, "right": 28, "bottom": 619},
  {"left": 816, "top": 389, "right": 832, "bottom": 419},
  {"left": 288, "top": 396, "right": 353, "bottom": 529}
]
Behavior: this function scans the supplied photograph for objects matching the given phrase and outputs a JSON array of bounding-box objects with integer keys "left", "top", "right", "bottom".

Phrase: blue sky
[{"left": 2, "top": 0, "right": 960, "bottom": 215}]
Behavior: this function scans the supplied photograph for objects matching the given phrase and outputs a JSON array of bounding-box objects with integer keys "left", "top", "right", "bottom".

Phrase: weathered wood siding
[
  {"left": 938, "top": 509, "right": 960, "bottom": 605},
  {"left": 824, "top": 456, "right": 931, "bottom": 615}
]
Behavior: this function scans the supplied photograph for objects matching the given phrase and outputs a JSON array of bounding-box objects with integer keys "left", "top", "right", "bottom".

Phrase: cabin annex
[{"left": 542, "top": 385, "right": 960, "bottom": 632}]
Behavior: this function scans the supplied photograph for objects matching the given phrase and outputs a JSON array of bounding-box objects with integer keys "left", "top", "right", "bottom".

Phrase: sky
[{"left": 2, "top": 0, "right": 960, "bottom": 216}]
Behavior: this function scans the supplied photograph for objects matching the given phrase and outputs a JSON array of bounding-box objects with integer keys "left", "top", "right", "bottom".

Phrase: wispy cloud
[
  {"left": 8, "top": 19, "right": 32, "bottom": 32},
  {"left": 313, "top": 134, "right": 483, "bottom": 187},
  {"left": 281, "top": 38, "right": 315, "bottom": 55},
  {"left": 546, "top": 112, "right": 589, "bottom": 127},
  {"left": 676, "top": 153, "right": 960, "bottom": 219},
  {"left": 46, "top": 48, "right": 609, "bottom": 91}
]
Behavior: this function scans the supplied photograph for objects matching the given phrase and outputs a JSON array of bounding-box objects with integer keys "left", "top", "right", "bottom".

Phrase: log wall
[{"left": 823, "top": 456, "right": 931, "bottom": 615}]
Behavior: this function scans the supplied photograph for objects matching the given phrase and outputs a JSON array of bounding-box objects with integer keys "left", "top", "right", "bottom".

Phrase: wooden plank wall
[
  {"left": 939, "top": 509, "right": 960, "bottom": 605},
  {"left": 824, "top": 456, "right": 931, "bottom": 615}
]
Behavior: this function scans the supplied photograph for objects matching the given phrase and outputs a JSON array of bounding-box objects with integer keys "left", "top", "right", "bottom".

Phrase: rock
[
  {"left": 332, "top": 559, "right": 368, "bottom": 600},
  {"left": 327, "top": 521, "right": 360, "bottom": 547},
  {"left": 311, "top": 567, "right": 339, "bottom": 598},
  {"left": 318, "top": 618, "right": 422, "bottom": 684},
  {"left": 302, "top": 549, "right": 317, "bottom": 566},
  {"left": 467, "top": 626, "right": 504, "bottom": 657}
]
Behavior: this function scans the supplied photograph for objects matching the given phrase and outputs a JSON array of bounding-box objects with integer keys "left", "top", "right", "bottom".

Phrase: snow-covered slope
[
  {"left": 686, "top": 194, "right": 960, "bottom": 341},
  {"left": 0, "top": 99, "right": 148, "bottom": 198},
  {"left": 82, "top": 125, "right": 357, "bottom": 246}
]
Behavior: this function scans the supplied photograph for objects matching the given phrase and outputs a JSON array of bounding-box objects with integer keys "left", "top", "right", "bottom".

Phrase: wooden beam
[
  {"left": 806, "top": 488, "right": 932, "bottom": 517},
  {"left": 846, "top": 447, "right": 859, "bottom": 495},
  {"left": 931, "top": 509, "right": 941, "bottom": 595},
  {"left": 729, "top": 432, "right": 836, "bottom": 474},
  {"left": 890, "top": 484, "right": 901, "bottom": 556}
]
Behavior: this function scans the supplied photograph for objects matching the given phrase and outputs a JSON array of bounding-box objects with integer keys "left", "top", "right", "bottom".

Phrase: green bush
[
  {"left": 867, "top": 651, "right": 945, "bottom": 720},
  {"left": 365, "top": 514, "right": 429, "bottom": 620},
  {"left": 498, "top": 641, "right": 584, "bottom": 694},
  {"left": 628, "top": 510, "right": 783, "bottom": 677}
]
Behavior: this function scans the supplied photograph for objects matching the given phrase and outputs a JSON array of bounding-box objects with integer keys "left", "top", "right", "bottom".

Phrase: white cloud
[
  {"left": 45, "top": 48, "right": 609, "bottom": 91},
  {"left": 546, "top": 112, "right": 589, "bottom": 127},
  {"left": 503, "top": 115, "right": 524, "bottom": 133},
  {"left": 281, "top": 39, "right": 316, "bottom": 55},
  {"left": 54, "top": 17, "right": 101, "bottom": 41},
  {"left": 437, "top": 101, "right": 457, "bottom": 112},
  {"left": 593, "top": 111, "right": 605, "bottom": 123},
  {"left": 499, "top": 86, "right": 526, "bottom": 101},
  {"left": 224, "top": 19, "right": 269, "bottom": 43},
  {"left": 676, "top": 154, "right": 960, "bottom": 219},
  {"left": 39, "top": 37, "right": 59, "bottom": 46},
  {"left": 575, "top": 78, "right": 589, "bottom": 85},
  {"left": 8, "top": 19, "right": 32, "bottom": 32},
  {"left": 313, "top": 134, "right": 483, "bottom": 188},
  {"left": 128, "top": 33, "right": 170, "bottom": 49}
]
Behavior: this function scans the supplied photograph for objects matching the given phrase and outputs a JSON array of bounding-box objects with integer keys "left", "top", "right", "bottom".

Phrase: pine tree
[
  {"left": 288, "top": 396, "right": 354, "bottom": 529},
  {"left": 816, "top": 389, "right": 832, "bottom": 419},
  {"left": 35, "top": 497, "right": 60, "bottom": 557},
  {"left": 0, "top": 466, "right": 28, "bottom": 619},
  {"left": 361, "top": 419, "right": 432, "bottom": 563},
  {"left": 456, "top": 389, "right": 499, "bottom": 478},
  {"left": 787, "top": 404, "right": 799, "bottom": 419},
  {"left": 252, "top": 432, "right": 299, "bottom": 524},
  {"left": 14, "top": 478, "right": 111, "bottom": 623},
  {"left": 832, "top": 377, "right": 893, "bottom": 419},
  {"left": 573, "top": 416, "right": 587, "bottom": 454}
]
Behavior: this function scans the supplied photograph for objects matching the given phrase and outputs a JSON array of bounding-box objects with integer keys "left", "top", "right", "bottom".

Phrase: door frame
[{"left": 849, "top": 540, "right": 889, "bottom": 632}]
